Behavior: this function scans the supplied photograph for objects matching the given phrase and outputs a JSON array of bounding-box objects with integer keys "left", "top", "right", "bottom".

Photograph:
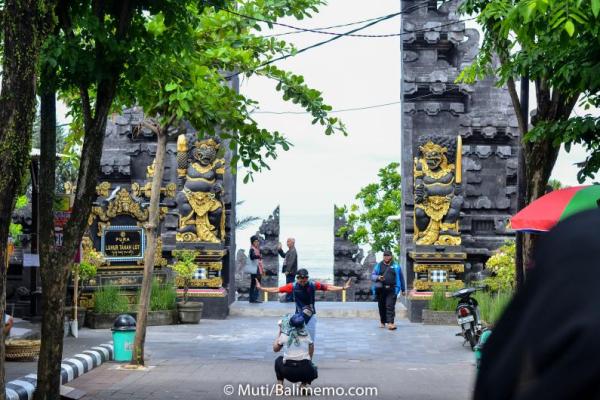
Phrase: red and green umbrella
[{"left": 511, "top": 185, "right": 600, "bottom": 233}]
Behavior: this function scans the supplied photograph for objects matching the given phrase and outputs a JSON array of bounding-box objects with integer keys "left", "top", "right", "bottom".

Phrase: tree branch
[{"left": 79, "top": 85, "right": 93, "bottom": 129}]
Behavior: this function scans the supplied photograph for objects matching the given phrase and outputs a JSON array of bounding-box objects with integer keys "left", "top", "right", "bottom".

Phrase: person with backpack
[
  {"left": 273, "top": 313, "right": 318, "bottom": 392},
  {"left": 256, "top": 268, "right": 351, "bottom": 343},
  {"left": 371, "top": 250, "right": 406, "bottom": 330}
]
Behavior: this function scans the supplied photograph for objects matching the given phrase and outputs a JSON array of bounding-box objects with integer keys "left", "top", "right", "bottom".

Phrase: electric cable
[
  {"left": 223, "top": 1, "right": 430, "bottom": 38},
  {"left": 252, "top": 87, "right": 466, "bottom": 115}
]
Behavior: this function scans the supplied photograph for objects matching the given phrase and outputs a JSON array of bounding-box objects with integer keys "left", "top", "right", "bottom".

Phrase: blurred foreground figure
[{"left": 475, "top": 209, "right": 600, "bottom": 400}]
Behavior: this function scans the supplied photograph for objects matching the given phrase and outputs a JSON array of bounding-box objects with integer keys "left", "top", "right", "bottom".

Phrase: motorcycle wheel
[{"left": 465, "top": 329, "right": 477, "bottom": 350}]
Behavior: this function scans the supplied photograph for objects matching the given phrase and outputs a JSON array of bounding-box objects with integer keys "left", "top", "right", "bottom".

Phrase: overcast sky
[
  {"left": 236, "top": 1, "right": 402, "bottom": 221},
  {"left": 56, "top": 0, "right": 596, "bottom": 224}
]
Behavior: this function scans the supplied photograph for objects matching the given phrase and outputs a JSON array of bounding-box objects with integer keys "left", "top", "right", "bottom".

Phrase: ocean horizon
[{"left": 236, "top": 213, "right": 342, "bottom": 284}]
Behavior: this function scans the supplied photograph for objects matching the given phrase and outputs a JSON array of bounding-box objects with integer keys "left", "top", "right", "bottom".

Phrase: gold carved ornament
[
  {"left": 413, "top": 137, "right": 462, "bottom": 246},
  {"left": 175, "top": 276, "right": 222, "bottom": 288},
  {"left": 176, "top": 189, "right": 222, "bottom": 243}
]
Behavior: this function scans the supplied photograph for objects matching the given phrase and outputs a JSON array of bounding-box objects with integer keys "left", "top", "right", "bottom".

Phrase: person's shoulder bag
[{"left": 243, "top": 256, "right": 258, "bottom": 274}]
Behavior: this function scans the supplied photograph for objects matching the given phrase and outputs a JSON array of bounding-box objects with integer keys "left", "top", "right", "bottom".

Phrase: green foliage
[
  {"left": 427, "top": 285, "right": 456, "bottom": 312},
  {"left": 457, "top": 0, "right": 600, "bottom": 184},
  {"left": 93, "top": 284, "right": 130, "bottom": 314},
  {"left": 336, "top": 163, "right": 401, "bottom": 254},
  {"left": 476, "top": 291, "right": 513, "bottom": 326},
  {"left": 45, "top": 0, "right": 345, "bottom": 183},
  {"left": 483, "top": 241, "right": 516, "bottom": 293},
  {"left": 74, "top": 261, "right": 97, "bottom": 282},
  {"left": 547, "top": 179, "right": 565, "bottom": 191},
  {"left": 171, "top": 249, "right": 199, "bottom": 302},
  {"left": 8, "top": 195, "right": 28, "bottom": 245},
  {"left": 136, "top": 279, "right": 177, "bottom": 311}
]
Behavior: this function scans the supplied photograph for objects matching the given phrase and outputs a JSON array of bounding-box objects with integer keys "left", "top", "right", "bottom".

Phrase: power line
[
  {"left": 225, "top": 16, "right": 477, "bottom": 81},
  {"left": 254, "top": 87, "right": 468, "bottom": 115},
  {"left": 254, "top": 100, "right": 401, "bottom": 115},
  {"left": 224, "top": 2, "right": 430, "bottom": 38},
  {"left": 261, "top": 14, "right": 400, "bottom": 38}
]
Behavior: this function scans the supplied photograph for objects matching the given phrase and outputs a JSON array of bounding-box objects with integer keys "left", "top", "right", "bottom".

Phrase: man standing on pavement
[
  {"left": 372, "top": 250, "right": 405, "bottom": 330},
  {"left": 277, "top": 238, "right": 298, "bottom": 302},
  {"left": 256, "top": 269, "right": 351, "bottom": 345}
]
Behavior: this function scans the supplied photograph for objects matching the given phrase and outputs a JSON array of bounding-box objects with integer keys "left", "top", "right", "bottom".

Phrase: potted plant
[
  {"left": 171, "top": 250, "right": 203, "bottom": 323},
  {"left": 68, "top": 247, "right": 103, "bottom": 334}
]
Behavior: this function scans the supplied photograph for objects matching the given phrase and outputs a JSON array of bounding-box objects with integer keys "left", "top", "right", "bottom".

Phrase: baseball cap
[
  {"left": 290, "top": 313, "right": 306, "bottom": 328},
  {"left": 296, "top": 268, "right": 309, "bottom": 278}
]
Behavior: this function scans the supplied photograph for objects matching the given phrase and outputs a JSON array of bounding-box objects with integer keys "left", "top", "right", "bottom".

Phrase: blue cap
[{"left": 290, "top": 313, "right": 305, "bottom": 328}]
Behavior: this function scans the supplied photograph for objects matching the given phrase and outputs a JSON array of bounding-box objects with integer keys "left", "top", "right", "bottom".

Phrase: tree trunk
[
  {"left": 34, "top": 80, "right": 118, "bottom": 400},
  {"left": 0, "top": 1, "right": 46, "bottom": 397},
  {"left": 36, "top": 88, "right": 71, "bottom": 400},
  {"left": 131, "top": 125, "right": 169, "bottom": 366}
]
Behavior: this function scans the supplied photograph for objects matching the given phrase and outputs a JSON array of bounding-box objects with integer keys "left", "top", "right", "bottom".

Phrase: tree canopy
[{"left": 336, "top": 162, "right": 401, "bottom": 255}]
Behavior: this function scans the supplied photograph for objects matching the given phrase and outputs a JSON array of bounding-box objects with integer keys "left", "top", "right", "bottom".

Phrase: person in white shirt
[
  {"left": 3, "top": 313, "right": 13, "bottom": 337},
  {"left": 273, "top": 313, "right": 318, "bottom": 389}
]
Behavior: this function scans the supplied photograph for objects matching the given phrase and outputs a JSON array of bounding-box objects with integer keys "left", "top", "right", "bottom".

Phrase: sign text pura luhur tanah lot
[{"left": 101, "top": 226, "right": 145, "bottom": 261}]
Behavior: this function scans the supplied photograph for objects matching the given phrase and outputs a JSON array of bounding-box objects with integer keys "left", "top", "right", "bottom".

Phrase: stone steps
[{"left": 230, "top": 301, "right": 407, "bottom": 319}]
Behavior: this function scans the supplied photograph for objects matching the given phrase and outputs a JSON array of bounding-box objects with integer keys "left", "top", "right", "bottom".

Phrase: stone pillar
[
  {"left": 258, "top": 206, "right": 280, "bottom": 289},
  {"left": 333, "top": 207, "right": 373, "bottom": 301},
  {"left": 401, "top": 0, "right": 518, "bottom": 289}
]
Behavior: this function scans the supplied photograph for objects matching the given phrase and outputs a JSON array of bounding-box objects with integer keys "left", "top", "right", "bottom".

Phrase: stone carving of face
[
  {"left": 424, "top": 149, "right": 443, "bottom": 170},
  {"left": 194, "top": 143, "right": 217, "bottom": 166}
]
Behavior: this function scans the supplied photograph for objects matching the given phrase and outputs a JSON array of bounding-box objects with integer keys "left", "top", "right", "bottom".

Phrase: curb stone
[{"left": 5, "top": 343, "right": 113, "bottom": 400}]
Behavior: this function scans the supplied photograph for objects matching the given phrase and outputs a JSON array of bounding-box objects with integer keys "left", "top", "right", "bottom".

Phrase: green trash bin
[{"left": 111, "top": 314, "right": 136, "bottom": 362}]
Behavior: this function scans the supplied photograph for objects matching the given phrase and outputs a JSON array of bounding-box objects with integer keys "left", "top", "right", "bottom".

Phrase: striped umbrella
[{"left": 510, "top": 185, "right": 600, "bottom": 233}]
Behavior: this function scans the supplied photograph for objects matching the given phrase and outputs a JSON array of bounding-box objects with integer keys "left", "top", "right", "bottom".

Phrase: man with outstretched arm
[{"left": 256, "top": 268, "right": 351, "bottom": 354}]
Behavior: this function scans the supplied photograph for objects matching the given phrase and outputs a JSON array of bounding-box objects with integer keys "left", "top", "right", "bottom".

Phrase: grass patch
[
  {"left": 427, "top": 285, "right": 456, "bottom": 312},
  {"left": 135, "top": 278, "right": 177, "bottom": 311},
  {"left": 94, "top": 284, "right": 130, "bottom": 314},
  {"left": 149, "top": 279, "right": 177, "bottom": 311},
  {"left": 476, "top": 290, "right": 513, "bottom": 326}
]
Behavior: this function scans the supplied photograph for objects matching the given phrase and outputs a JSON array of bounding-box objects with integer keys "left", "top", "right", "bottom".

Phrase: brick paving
[{"left": 65, "top": 316, "right": 476, "bottom": 400}]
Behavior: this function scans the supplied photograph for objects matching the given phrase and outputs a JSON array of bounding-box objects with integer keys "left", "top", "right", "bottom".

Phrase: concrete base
[
  {"left": 230, "top": 301, "right": 407, "bottom": 319},
  {"left": 407, "top": 298, "right": 429, "bottom": 323},
  {"left": 196, "top": 296, "right": 229, "bottom": 319}
]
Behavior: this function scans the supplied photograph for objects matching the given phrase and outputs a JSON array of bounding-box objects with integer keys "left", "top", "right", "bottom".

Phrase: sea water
[{"left": 236, "top": 213, "right": 335, "bottom": 284}]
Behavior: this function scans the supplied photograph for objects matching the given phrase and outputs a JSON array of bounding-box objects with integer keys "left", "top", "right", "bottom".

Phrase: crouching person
[{"left": 273, "top": 313, "right": 318, "bottom": 392}]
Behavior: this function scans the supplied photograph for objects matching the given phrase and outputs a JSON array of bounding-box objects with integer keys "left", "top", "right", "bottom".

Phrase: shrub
[
  {"left": 94, "top": 284, "right": 130, "bottom": 314},
  {"left": 484, "top": 241, "right": 516, "bottom": 292},
  {"left": 171, "top": 249, "right": 199, "bottom": 302},
  {"left": 428, "top": 285, "right": 456, "bottom": 312}
]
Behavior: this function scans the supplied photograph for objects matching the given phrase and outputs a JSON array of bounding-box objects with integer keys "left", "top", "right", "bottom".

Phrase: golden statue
[
  {"left": 175, "top": 135, "right": 226, "bottom": 243},
  {"left": 413, "top": 135, "right": 463, "bottom": 246}
]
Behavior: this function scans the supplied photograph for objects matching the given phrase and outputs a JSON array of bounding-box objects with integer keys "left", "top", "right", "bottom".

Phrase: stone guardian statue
[
  {"left": 175, "top": 134, "right": 226, "bottom": 243},
  {"left": 413, "top": 135, "right": 463, "bottom": 246}
]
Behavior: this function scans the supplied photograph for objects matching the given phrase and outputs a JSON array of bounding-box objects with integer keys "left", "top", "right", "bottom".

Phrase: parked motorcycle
[{"left": 451, "top": 287, "right": 483, "bottom": 350}]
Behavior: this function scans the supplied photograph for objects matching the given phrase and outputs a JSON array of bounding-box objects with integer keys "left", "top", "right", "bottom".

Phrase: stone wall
[
  {"left": 333, "top": 207, "right": 377, "bottom": 301},
  {"left": 401, "top": 0, "right": 518, "bottom": 287}
]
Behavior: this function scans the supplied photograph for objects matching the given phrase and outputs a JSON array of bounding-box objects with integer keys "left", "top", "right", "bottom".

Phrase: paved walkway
[{"left": 66, "top": 316, "right": 476, "bottom": 400}]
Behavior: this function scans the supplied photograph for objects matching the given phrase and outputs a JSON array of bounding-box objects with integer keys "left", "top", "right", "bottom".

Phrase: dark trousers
[
  {"left": 285, "top": 273, "right": 295, "bottom": 302},
  {"left": 377, "top": 287, "right": 397, "bottom": 324},
  {"left": 274, "top": 356, "right": 317, "bottom": 384},
  {"left": 249, "top": 274, "right": 261, "bottom": 302}
]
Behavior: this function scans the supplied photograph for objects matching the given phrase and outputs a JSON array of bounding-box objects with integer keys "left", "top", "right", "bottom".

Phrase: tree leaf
[{"left": 564, "top": 19, "right": 575, "bottom": 36}]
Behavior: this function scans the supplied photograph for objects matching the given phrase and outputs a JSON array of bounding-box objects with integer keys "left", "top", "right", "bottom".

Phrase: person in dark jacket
[
  {"left": 257, "top": 268, "right": 351, "bottom": 344},
  {"left": 277, "top": 238, "right": 298, "bottom": 302},
  {"left": 371, "top": 250, "right": 405, "bottom": 330},
  {"left": 248, "top": 235, "right": 264, "bottom": 303},
  {"left": 475, "top": 209, "right": 600, "bottom": 400}
]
